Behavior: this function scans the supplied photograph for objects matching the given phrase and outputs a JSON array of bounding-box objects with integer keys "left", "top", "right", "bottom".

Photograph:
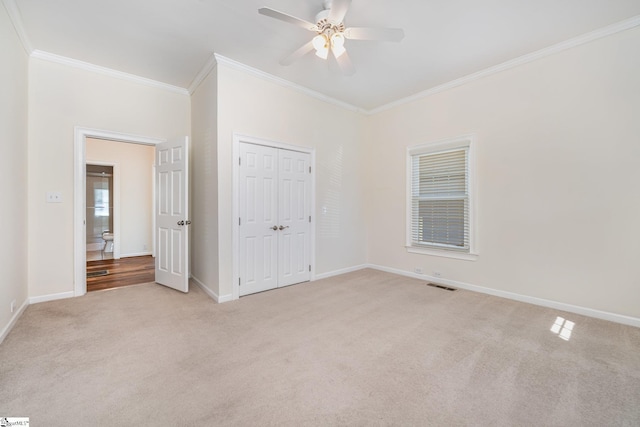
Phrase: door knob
[
  {"left": 270, "top": 225, "right": 278, "bottom": 231},
  {"left": 279, "top": 225, "right": 290, "bottom": 230},
  {"left": 186, "top": 220, "right": 192, "bottom": 225},
  {"left": 177, "top": 220, "right": 185, "bottom": 226}
]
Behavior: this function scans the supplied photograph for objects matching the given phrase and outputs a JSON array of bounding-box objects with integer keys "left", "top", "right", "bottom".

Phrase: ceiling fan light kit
[
  {"left": 330, "top": 33, "right": 346, "bottom": 58},
  {"left": 312, "top": 30, "right": 345, "bottom": 59},
  {"left": 258, "top": 0, "right": 404, "bottom": 75},
  {"left": 312, "top": 34, "right": 329, "bottom": 58}
]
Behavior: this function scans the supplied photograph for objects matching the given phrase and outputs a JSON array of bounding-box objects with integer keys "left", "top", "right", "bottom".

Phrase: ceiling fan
[{"left": 258, "top": 0, "right": 404, "bottom": 75}]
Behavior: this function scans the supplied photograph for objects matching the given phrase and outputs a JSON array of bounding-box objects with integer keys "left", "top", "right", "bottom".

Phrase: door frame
[
  {"left": 85, "top": 160, "right": 120, "bottom": 259},
  {"left": 74, "top": 126, "right": 164, "bottom": 297},
  {"left": 232, "top": 133, "right": 316, "bottom": 300}
]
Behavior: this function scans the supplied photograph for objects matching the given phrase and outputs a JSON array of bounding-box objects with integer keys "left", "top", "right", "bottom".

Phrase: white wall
[
  {"left": 28, "top": 58, "right": 190, "bottom": 299},
  {"left": 365, "top": 27, "right": 640, "bottom": 319},
  {"left": 190, "top": 66, "right": 219, "bottom": 296},
  {"left": 214, "top": 63, "right": 367, "bottom": 299},
  {"left": 86, "top": 138, "right": 154, "bottom": 257},
  {"left": 0, "top": 3, "right": 29, "bottom": 340}
]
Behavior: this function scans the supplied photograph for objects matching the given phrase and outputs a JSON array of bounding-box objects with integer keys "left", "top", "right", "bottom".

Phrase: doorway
[
  {"left": 74, "top": 128, "right": 162, "bottom": 297},
  {"left": 75, "top": 128, "right": 191, "bottom": 296},
  {"left": 84, "top": 138, "right": 155, "bottom": 292},
  {"left": 234, "top": 136, "right": 315, "bottom": 297},
  {"left": 86, "top": 164, "right": 114, "bottom": 262}
]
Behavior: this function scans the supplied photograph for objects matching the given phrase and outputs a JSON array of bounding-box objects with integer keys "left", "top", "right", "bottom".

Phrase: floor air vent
[
  {"left": 87, "top": 270, "right": 109, "bottom": 278},
  {"left": 427, "top": 283, "right": 457, "bottom": 291}
]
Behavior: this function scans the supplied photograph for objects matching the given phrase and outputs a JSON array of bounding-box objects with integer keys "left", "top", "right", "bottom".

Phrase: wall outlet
[
  {"left": 433, "top": 271, "right": 442, "bottom": 278},
  {"left": 143, "top": 244, "right": 148, "bottom": 251},
  {"left": 10, "top": 299, "right": 16, "bottom": 313},
  {"left": 414, "top": 267, "right": 423, "bottom": 274}
]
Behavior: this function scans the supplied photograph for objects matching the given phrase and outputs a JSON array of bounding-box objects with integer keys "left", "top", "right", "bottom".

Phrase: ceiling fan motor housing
[
  {"left": 315, "top": 1, "right": 345, "bottom": 28},
  {"left": 315, "top": 10, "right": 345, "bottom": 37}
]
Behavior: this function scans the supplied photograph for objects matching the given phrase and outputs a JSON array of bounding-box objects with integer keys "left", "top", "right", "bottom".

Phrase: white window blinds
[{"left": 410, "top": 146, "right": 469, "bottom": 252}]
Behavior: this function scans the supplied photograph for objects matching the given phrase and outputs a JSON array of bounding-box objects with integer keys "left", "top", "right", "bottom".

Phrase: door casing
[{"left": 232, "top": 133, "right": 316, "bottom": 300}]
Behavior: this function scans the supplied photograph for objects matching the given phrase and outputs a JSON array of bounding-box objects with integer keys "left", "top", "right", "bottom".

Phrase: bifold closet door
[{"left": 238, "top": 142, "right": 311, "bottom": 297}]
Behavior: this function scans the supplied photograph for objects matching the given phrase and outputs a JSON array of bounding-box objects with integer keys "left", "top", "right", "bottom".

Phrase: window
[
  {"left": 94, "top": 188, "right": 110, "bottom": 217},
  {"left": 407, "top": 135, "right": 476, "bottom": 260}
]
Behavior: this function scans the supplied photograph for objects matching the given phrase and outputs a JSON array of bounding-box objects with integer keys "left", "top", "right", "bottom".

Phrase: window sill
[{"left": 406, "top": 246, "right": 478, "bottom": 261}]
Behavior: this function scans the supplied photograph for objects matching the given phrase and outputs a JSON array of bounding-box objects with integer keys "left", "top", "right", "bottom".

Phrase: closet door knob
[
  {"left": 270, "top": 225, "right": 278, "bottom": 231},
  {"left": 177, "top": 220, "right": 185, "bottom": 226},
  {"left": 278, "top": 225, "right": 289, "bottom": 230}
]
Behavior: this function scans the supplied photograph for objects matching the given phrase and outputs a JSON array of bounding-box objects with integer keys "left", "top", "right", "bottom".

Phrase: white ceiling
[{"left": 12, "top": 0, "right": 640, "bottom": 110}]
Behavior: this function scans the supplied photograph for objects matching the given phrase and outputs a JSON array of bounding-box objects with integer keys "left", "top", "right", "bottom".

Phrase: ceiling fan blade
[
  {"left": 334, "top": 50, "right": 355, "bottom": 76},
  {"left": 280, "top": 40, "right": 315, "bottom": 66},
  {"left": 327, "top": 0, "right": 352, "bottom": 24},
  {"left": 344, "top": 27, "right": 405, "bottom": 42},
  {"left": 258, "top": 7, "right": 318, "bottom": 31}
]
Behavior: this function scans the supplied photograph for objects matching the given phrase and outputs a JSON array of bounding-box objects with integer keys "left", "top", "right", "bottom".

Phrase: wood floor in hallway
[{"left": 86, "top": 255, "right": 154, "bottom": 292}]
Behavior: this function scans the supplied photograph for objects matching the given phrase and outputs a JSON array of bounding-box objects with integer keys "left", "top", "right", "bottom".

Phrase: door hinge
[
  {"left": 309, "top": 265, "right": 311, "bottom": 272},
  {"left": 239, "top": 157, "right": 241, "bottom": 166},
  {"left": 309, "top": 216, "right": 311, "bottom": 223},
  {"left": 239, "top": 217, "right": 241, "bottom": 226},
  {"left": 239, "top": 278, "right": 241, "bottom": 286},
  {"left": 309, "top": 166, "right": 311, "bottom": 173}
]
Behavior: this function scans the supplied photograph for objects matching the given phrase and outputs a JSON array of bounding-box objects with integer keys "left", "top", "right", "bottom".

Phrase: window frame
[{"left": 406, "top": 135, "right": 478, "bottom": 261}]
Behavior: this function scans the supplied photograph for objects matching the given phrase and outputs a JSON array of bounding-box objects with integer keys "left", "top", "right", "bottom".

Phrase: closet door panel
[
  {"left": 239, "top": 143, "right": 279, "bottom": 296},
  {"left": 278, "top": 149, "right": 311, "bottom": 287}
]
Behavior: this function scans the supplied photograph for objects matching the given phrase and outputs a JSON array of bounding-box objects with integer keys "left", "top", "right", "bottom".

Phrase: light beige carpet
[{"left": 1, "top": 269, "right": 639, "bottom": 426}]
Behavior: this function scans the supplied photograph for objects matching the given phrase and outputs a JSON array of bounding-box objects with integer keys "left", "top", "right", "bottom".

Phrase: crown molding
[
  {"left": 2, "top": 0, "right": 33, "bottom": 54},
  {"left": 213, "top": 54, "right": 366, "bottom": 114},
  {"left": 30, "top": 50, "right": 190, "bottom": 96},
  {"left": 188, "top": 54, "right": 218, "bottom": 94},
  {"left": 7, "top": 1, "right": 637, "bottom": 114},
  {"left": 369, "top": 14, "right": 640, "bottom": 115},
  {"left": 208, "top": 14, "right": 640, "bottom": 115}
]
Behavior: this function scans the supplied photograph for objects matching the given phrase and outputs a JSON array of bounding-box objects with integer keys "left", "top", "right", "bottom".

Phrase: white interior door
[
  {"left": 239, "top": 142, "right": 311, "bottom": 296},
  {"left": 239, "top": 143, "right": 278, "bottom": 296},
  {"left": 155, "top": 137, "right": 189, "bottom": 293},
  {"left": 278, "top": 149, "right": 311, "bottom": 287}
]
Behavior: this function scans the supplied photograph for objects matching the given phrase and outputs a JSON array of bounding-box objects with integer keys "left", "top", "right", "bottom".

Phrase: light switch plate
[{"left": 46, "top": 191, "right": 63, "bottom": 203}]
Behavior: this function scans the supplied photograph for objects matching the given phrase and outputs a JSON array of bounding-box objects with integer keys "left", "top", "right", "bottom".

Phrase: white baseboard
[
  {"left": 120, "top": 252, "right": 153, "bottom": 258},
  {"left": 314, "top": 264, "right": 368, "bottom": 281},
  {"left": 218, "top": 294, "right": 233, "bottom": 304},
  {"left": 367, "top": 264, "right": 640, "bottom": 328},
  {"left": 217, "top": 293, "right": 233, "bottom": 303},
  {"left": 0, "top": 298, "right": 29, "bottom": 345},
  {"left": 29, "top": 291, "right": 75, "bottom": 305},
  {"left": 191, "top": 276, "right": 233, "bottom": 303},
  {"left": 191, "top": 276, "right": 216, "bottom": 301},
  {"left": 86, "top": 242, "right": 103, "bottom": 251}
]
